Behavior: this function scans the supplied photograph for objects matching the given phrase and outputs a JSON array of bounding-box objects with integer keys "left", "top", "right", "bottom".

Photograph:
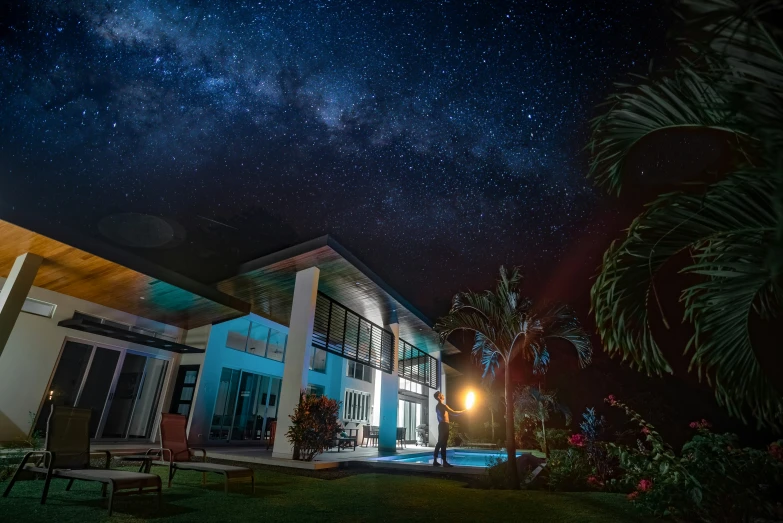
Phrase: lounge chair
[
  {"left": 148, "top": 413, "right": 254, "bottom": 493},
  {"left": 264, "top": 420, "right": 276, "bottom": 450},
  {"left": 2, "top": 406, "right": 161, "bottom": 516}
]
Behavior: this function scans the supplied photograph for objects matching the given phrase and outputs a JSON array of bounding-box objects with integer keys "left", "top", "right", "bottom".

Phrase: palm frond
[{"left": 588, "top": 66, "right": 743, "bottom": 195}]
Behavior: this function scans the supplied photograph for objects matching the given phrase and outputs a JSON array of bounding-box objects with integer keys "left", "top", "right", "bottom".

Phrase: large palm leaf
[{"left": 589, "top": 0, "right": 783, "bottom": 426}]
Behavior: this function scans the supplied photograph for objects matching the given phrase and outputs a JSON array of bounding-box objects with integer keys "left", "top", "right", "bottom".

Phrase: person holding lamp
[{"left": 432, "top": 390, "right": 470, "bottom": 467}]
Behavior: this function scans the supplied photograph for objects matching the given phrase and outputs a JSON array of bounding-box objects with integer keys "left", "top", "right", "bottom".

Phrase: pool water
[{"left": 374, "top": 449, "right": 522, "bottom": 468}]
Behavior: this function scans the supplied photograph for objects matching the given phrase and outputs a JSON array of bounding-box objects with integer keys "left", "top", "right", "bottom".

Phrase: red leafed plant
[{"left": 286, "top": 391, "right": 342, "bottom": 461}]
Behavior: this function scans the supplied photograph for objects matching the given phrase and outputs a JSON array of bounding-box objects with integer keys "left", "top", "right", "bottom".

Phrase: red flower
[
  {"left": 568, "top": 434, "right": 585, "bottom": 447},
  {"left": 769, "top": 442, "right": 783, "bottom": 462},
  {"left": 627, "top": 491, "right": 639, "bottom": 501},
  {"left": 638, "top": 479, "right": 653, "bottom": 492},
  {"left": 606, "top": 395, "right": 617, "bottom": 405},
  {"left": 641, "top": 427, "right": 650, "bottom": 435},
  {"left": 690, "top": 419, "right": 711, "bottom": 430}
]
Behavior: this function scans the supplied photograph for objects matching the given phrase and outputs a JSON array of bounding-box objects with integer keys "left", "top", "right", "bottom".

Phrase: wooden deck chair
[
  {"left": 2, "top": 406, "right": 161, "bottom": 516},
  {"left": 150, "top": 413, "right": 254, "bottom": 494}
]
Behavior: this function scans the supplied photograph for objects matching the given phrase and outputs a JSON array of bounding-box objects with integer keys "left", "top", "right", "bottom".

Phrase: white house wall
[{"left": 0, "top": 277, "right": 184, "bottom": 443}]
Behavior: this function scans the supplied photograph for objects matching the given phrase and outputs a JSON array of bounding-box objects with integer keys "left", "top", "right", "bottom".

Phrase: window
[
  {"left": 225, "top": 319, "right": 287, "bottom": 362},
  {"left": 306, "top": 384, "right": 325, "bottom": 397},
  {"left": 346, "top": 361, "right": 373, "bottom": 383},
  {"left": 344, "top": 389, "right": 371, "bottom": 422},
  {"left": 399, "top": 377, "right": 423, "bottom": 395},
  {"left": 309, "top": 347, "right": 327, "bottom": 373},
  {"left": 21, "top": 298, "right": 56, "bottom": 318}
]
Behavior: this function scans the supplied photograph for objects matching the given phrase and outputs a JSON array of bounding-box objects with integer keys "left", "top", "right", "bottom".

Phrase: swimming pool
[{"left": 372, "top": 449, "right": 522, "bottom": 468}]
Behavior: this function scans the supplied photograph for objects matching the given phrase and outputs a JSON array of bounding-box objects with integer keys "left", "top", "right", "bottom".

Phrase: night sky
[{"left": 0, "top": 0, "right": 671, "bottom": 320}]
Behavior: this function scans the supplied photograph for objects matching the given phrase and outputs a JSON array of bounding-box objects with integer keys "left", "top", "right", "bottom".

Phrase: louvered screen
[
  {"left": 398, "top": 339, "right": 439, "bottom": 389},
  {"left": 312, "top": 292, "right": 394, "bottom": 374}
]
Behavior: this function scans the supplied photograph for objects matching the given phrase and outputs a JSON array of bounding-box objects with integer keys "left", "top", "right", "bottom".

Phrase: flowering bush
[
  {"left": 689, "top": 419, "right": 712, "bottom": 430},
  {"left": 770, "top": 440, "right": 783, "bottom": 462},
  {"left": 567, "top": 433, "right": 585, "bottom": 447},
  {"left": 605, "top": 397, "right": 783, "bottom": 522},
  {"left": 546, "top": 447, "right": 592, "bottom": 491},
  {"left": 286, "top": 391, "right": 342, "bottom": 461}
]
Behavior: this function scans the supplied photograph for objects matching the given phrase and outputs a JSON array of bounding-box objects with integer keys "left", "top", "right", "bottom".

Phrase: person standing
[{"left": 433, "top": 391, "right": 464, "bottom": 467}]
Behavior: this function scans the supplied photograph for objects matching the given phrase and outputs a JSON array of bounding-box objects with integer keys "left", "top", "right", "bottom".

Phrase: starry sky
[{"left": 0, "top": 0, "right": 670, "bottom": 319}]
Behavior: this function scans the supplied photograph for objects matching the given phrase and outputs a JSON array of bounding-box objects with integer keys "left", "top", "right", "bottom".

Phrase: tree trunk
[
  {"left": 541, "top": 417, "right": 548, "bottom": 459},
  {"left": 491, "top": 411, "right": 495, "bottom": 442},
  {"left": 504, "top": 364, "right": 520, "bottom": 489}
]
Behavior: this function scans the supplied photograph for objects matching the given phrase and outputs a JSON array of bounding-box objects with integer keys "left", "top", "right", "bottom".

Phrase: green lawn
[{"left": 1, "top": 466, "right": 659, "bottom": 523}]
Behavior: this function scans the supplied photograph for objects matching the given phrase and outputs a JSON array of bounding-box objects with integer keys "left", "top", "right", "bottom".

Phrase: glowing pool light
[{"left": 466, "top": 391, "right": 476, "bottom": 409}]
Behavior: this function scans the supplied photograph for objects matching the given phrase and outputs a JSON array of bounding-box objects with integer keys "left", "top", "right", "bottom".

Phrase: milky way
[{"left": 0, "top": 0, "right": 667, "bottom": 317}]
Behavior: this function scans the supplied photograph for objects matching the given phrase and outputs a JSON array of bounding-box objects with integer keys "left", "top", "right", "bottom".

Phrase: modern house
[{"left": 0, "top": 214, "right": 459, "bottom": 459}]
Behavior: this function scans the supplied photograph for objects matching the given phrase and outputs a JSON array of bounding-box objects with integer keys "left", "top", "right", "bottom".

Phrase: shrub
[
  {"left": 535, "top": 428, "right": 570, "bottom": 453},
  {"left": 547, "top": 448, "right": 592, "bottom": 491},
  {"left": 285, "top": 392, "right": 342, "bottom": 461},
  {"left": 485, "top": 453, "right": 508, "bottom": 489},
  {"left": 606, "top": 397, "right": 783, "bottom": 522},
  {"left": 448, "top": 422, "right": 461, "bottom": 447}
]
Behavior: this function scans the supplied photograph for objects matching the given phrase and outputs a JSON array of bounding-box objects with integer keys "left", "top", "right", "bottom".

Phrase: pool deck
[{"left": 94, "top": 442, "right": 452, "bottom": 472}]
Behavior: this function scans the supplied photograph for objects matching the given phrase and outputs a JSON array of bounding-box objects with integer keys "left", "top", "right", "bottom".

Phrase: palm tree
[
  {"left": 588, "top": 0, "right": 783, "bottom": 426},
  {"left": 514, "top": 385, "right": 571, "bottom": 458},
  {"left": 435, "top": 267, "right": 592, "bottom": 488}
]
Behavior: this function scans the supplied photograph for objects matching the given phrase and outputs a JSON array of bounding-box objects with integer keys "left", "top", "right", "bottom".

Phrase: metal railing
[
  {"left": 311, "top": 292, "right": 394, "bottom": 374},
  {"left": 398, "top": 339, "right": 439, "bottom": 390}
]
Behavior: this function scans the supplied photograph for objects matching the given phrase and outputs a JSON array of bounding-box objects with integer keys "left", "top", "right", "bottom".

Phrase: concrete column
[
  {"left": 272, "top": 267, "right": 319, "bottom": 458},
  {"left": 427, "top": 351, "right": 442, "bottom": 446},
  {"left": 0, "top": 253, "right": 43, "bottom": 359},
  {"left": 378, "top": 322, "right": 400, "bottom": 452}
]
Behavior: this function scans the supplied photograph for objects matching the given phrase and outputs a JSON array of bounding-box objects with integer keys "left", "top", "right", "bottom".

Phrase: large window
[
  {"left": 209, "top": 368, "right": 281, "bottom": 441},
  {"left": 346, "top": 361, "right": 373, "bottom": 383},
  {"left": 344, "top": 389, "right": 371, "bottom": 422},
  {"left": 306, "top": 384, "right": 325, "bottom": 397},
  {"left": 399, "top": 377, "right": 423, "bottom": 395},
  {"left": 226, "top": 319, "right": 287, "bottom": 362},
  {"left": 309, "top": 347, "right": 327, "bottom": 373}
]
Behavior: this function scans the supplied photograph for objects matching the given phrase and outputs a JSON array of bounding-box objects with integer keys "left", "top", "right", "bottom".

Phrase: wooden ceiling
[
  {"left": 217, "top": 236, "right": 459, "bottom": 355},
  {"left": 0, "top": 220, "right": 248, "bottom": 329}
]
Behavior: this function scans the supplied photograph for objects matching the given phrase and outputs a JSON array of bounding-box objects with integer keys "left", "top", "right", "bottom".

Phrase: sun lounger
[{"left": 2, "top": 406, "right": 161, "bottom": 516}]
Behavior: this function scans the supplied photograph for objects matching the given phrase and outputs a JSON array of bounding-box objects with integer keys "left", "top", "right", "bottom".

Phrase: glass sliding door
[
  {"left": 79, "top": 347, "right": 122, "bottom": 437},
  {"left": 127, "top": 357, "right": 169, "bottom": 439},
  {"left": 209, "top": 368, "right": 282, "bottom": 444},
  {"left": 37, "top": 340, "right": 170, "bottom": 440},
  {"left": 398, "top": 399, "right": 422, "bottom": 443}
]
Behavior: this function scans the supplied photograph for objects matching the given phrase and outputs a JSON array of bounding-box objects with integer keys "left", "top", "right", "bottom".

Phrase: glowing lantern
[{"left": 466, "top": 391, "right": 476, "bottom": 410}]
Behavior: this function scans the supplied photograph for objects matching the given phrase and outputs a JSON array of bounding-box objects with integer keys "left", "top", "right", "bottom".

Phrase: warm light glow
[{"left": 466, "top": 391, "right": 476, "bottom": 409}]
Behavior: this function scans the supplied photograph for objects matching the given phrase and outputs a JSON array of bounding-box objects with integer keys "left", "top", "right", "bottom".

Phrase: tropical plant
[
  {"left": 588, "top": 0, "right": 783, "bottom": 427},
  {"left": 606, "top": 396, "right": 783, "bottom": 522},
  {"left": 435, "top": 266, "right": 592, "bottom": 488},
  {"left": 482, "top": 381, "right": 504, "bottom": 443},
  {"left": 514, "top": 385, "right": 571, "bottom": 457},
  {"left": 534, "top": 428, "right": 571, "bottom": 453},
  {"left": 285, "top": 391, "right": 342, "bottom": 461}
]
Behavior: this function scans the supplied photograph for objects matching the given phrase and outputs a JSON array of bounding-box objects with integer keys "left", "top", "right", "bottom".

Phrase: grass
[{"left": 0, "top": 464, "right": 660, "bottom": 523}]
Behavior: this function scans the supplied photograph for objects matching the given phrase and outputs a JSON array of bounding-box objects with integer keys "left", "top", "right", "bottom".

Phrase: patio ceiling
[
  {"left": 0, "top": 218, "right": 249, "bottom": 329},
  {"left": 216, "top": 236, "right": 459, "bottom": 355}
]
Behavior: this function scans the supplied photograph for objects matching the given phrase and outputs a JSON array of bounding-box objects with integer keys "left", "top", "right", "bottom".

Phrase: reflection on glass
[
  {"left": 231, "top": 372, "right": 260, "bottom": 441},
  {"left": 36, "top": 341, "right": 93, "bottom": 432},
  {"left": 210, "top": 368, "right": 240, "bottom": 440},
  {"left": 78, "top": 347, "right": 121, "bottom": 437},
  {"left": 247, "top": 323, "right": 270, "bottom": 357},
  {"left": 102, "top": 353, "right": 147, "bottom": 438},
  {"left": 266, "top": 330, "right": 286, "bottom": 362},
  {"left": 309, "top": 348, "right": 327, "bottom": 373},
  {"left": 226, "top": 320, "right": 250, "bottom": 352},
  {"left": 128, "top": 358, "right": 168, "bottom": 438}
]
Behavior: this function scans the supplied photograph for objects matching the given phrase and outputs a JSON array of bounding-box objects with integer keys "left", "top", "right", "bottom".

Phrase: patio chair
[
  {"left": 396, "top": 427, "right": 407, "bottom": 449},
  {"left": 264, "top": 420, "right": 276, "bottom": 450},
  {"left": 2, "top": 406, "right": 161, "bottom": 516},
  {"left": 362, "top": 425, "right": 379, "bottom": 447},
  {"left": 149, "top": 413, "right": 254, "bottom": 494}
]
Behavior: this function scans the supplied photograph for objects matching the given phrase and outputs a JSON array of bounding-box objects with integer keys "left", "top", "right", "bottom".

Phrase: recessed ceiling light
[{"left": 139, "top": 296, "right": 146, "bottom": 300}]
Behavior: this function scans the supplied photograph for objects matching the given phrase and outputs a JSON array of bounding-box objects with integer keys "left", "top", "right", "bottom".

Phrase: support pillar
[
  {"left": 378, "top": 322, "right": 400, "bottom": 452},
  {"left": 427, "top": 351, "right": 443, "bottom": 446},
  {"left": 272, "top": 267, "right": 319, "bottom": 459},
  {"left": 0, "top": 253, "right": 43, "bottom": 359}
]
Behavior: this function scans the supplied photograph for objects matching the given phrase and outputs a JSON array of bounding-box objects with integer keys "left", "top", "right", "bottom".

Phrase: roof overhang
[
  {"left": 217, "top": 235, "right": 460, "bottom": 355},
  {"left": 0, "top": 211, "right": 250, "bottom": 329}
]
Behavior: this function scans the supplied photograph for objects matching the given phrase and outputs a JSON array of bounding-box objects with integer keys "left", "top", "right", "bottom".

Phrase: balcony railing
[
  {"left": 398, "top": 339, "right": 439, "bottom": 390},
  {"left": 311, "top": 292, "right": 394, "bottom": 374}
]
